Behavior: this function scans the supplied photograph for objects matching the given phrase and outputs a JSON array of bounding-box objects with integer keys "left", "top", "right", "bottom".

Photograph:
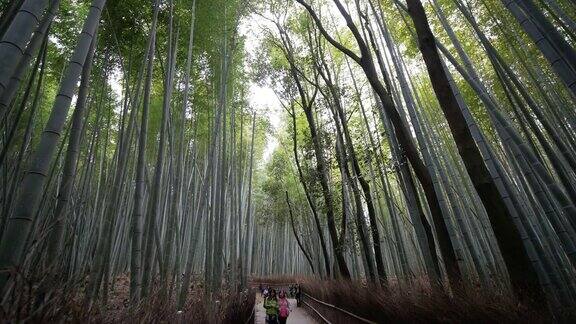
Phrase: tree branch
[{"left": 294, "top": 0, "right": 362, "bottom": 63}]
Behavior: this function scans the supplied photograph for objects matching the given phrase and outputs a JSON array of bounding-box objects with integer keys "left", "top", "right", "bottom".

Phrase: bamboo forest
[{"left": 0, "top": 0, "right": 575, "bottom": 322}]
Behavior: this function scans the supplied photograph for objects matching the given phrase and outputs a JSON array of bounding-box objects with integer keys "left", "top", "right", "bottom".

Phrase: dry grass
[
  {"left": 3, "top": 273, "right": 571, "bottom": 323},
  {"left": 0, "top": 274, "right": 255, "bottom": 323},
  {"left": 252, "top": 275, "right": 556, "bottom": 323}
]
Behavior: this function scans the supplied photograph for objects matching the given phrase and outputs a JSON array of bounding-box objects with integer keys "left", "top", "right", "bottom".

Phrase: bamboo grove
[
  {"left": 248, "top": 0, "right": 576, "bottom": 315},
  {"left": 0, "top": 0, "right": 575, "bottom": 320},
  {"left": 0, "top": 0, "right": 264, "bottom": 319}
]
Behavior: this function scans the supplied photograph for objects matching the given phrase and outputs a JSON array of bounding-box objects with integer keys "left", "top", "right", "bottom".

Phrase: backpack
[{"left": 279, "top": 299, "right": 290, "bottom": 317}]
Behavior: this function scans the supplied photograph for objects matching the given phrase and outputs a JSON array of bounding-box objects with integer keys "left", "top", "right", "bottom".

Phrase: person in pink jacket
[{"left": 278, "top": 290, "right": 291, "bottom": 324}]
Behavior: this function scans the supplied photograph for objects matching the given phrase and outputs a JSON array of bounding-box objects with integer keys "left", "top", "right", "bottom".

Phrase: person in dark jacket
[{"left": 295, "top": 284, "right": 302, "bottom": 307}]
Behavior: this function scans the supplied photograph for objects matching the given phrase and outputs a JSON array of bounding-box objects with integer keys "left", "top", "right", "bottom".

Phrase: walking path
[{"left": 254, "top": 294, "right": 317, "bottom": 324}]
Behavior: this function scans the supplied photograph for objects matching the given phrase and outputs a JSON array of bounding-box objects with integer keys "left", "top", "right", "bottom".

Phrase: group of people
[
  {"left": 287, "top": 284, "right": 301, "bottom": 301},
  {"left": 259, "top": 284, "right": 302, "bottom": 324}
]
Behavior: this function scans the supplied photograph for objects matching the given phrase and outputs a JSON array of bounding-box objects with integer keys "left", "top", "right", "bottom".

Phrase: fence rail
[
  {"left": 243, "top": 308, "right": 255, "bottom": 324},
  {"left": 301, "top": 292, "right": 377, "bottom": 324},
  {"left": 248, "top": 282, "right": 376, "bottom": 324}
]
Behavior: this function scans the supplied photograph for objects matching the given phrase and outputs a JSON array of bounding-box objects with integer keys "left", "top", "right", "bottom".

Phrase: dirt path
[{"left": 255, "top": 294, "right": 317, "bottom": 324}]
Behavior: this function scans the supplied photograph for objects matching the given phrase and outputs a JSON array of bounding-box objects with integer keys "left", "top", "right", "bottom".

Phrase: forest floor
[{"left": 255, "top": 293, "right": 317, "bottom": 324}]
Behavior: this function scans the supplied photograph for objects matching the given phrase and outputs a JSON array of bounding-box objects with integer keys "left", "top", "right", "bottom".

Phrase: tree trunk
[
  {"left": 296, "top": 0, "right": 461, "bottom": 287},
  {"left": 285, "top": 191, "right": 315, "bottom": 273},
  {"left": 0, "top": 0, "right": 50, "bottom": 98},
  {"left": 405, "top": 0, "right": 544, "bottom": 304},
  {"left": 0, "top": 0, "right": 106, "bottom": 293},
  {"left": 131, "top": 0, "right": 160, "bottom": 302},
  {"left": 46, "top": 29, "right": 99, "bottom": 263}
]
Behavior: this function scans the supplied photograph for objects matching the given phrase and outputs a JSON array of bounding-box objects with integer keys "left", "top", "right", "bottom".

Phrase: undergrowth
[
  {"left": 252, "top": 275, "right": 564, "bottom": 323},
  {"left": 0, "top": 274, "right": 255, "bottom": 323}
]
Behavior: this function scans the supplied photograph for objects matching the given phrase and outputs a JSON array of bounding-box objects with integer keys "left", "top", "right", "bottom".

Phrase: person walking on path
[
  {"left": 295, "top": 284, "right": 302, "bottom": 307},
  {"left": 278, "top": 290, "right": 291, "bottom": 324},
  {"left": 264, "top": 288, "right": 279, "bottom": 324}
]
